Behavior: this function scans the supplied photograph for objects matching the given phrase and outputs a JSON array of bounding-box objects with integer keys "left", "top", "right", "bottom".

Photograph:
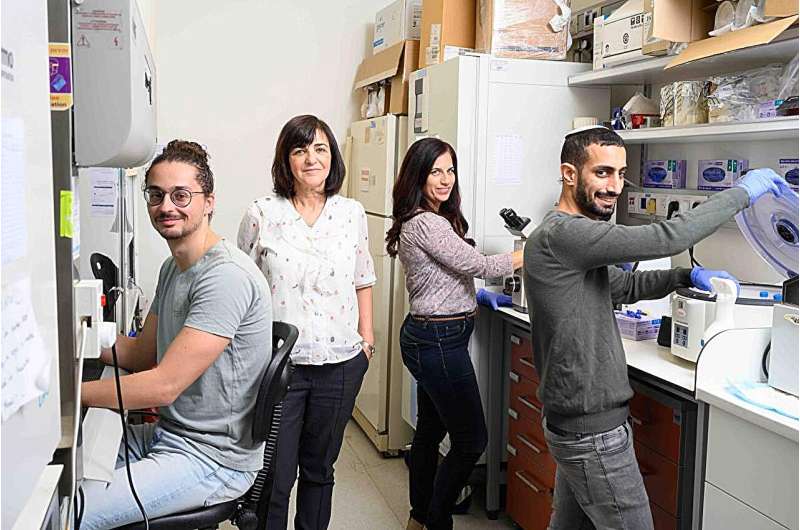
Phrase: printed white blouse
[{"left": 237, "top": 194, "right": 376, "bottom": 365}]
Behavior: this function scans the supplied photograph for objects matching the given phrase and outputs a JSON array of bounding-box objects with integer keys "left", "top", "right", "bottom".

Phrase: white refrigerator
[
  {"left": 402, "top": 55, "right": 610, "bottom": 444},
  {"left": 348, "top": 114, "right": 414, "bottom": 455}
]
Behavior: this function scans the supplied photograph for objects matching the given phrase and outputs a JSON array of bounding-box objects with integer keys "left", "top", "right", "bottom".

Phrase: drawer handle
[
  {"left": 509, "top": 370, "right": 520, "bottom": 383},
  {"left": 517, "top": 396, "right": 542, "bottom": 414},
  {"left": 506, "top": 443, "right": 517, "bottom": 456},
  {"left": 516, "top": 433, "right": 542, "bottom": 454},
  {"left": 519, "top": 357, "right": 535, "bottom": 370},
  {"left": 514, "top": 470, "right": 541, "bottom": 494},
  {"left": 510, "top": 335, "right": 521, "bottom": 345},
  {"left": 508, "top": 408, "right": 519, "bottom": 420}
]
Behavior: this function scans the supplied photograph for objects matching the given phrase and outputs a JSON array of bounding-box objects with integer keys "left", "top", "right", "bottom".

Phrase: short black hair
[
  {"left": 272, "top": 115, "right": 345, "bottom": 199},
  {"left": 560, "top": 127, "right": 625, "bottom": 172}
]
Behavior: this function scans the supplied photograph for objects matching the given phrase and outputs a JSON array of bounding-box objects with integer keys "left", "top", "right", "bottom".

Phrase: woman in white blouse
[{"left": 238, "top": 115, "right": 376, "bottom": 530}]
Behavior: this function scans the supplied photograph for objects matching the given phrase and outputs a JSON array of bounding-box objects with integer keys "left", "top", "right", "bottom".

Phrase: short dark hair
[
  {"left": 272, "top": 115, "right": 345, "bottom": 199},
  {"left": 145, "top": 139, "right": 215, "bottom": 221},
  {"left": 560, "top": 127, "right": 625, "bottom": 172}
]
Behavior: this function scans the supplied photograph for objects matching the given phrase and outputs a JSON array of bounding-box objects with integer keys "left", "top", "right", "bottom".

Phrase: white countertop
[
  {"left": 694, "top": 327, "right": 799, "bottom": 442},
  {"left": 496, "top": 306, "right": 697, "bottom": 392},
  {"left": 697, "top": 383, "right": 798, "bottom": 442}
]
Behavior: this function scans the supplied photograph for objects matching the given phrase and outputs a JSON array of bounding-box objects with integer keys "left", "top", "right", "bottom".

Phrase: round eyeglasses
[{"left": 143, "top": 187, "right": 206, "bottom": 208}]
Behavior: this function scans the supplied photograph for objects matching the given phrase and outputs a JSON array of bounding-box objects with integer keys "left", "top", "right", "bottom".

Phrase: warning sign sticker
[{"left": 73, "top": 8, "right": 125, "bottom": 51}]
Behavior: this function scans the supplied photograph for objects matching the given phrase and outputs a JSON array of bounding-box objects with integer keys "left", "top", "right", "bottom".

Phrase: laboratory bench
[{"left": 482, "top": 306, "right": 706, "bottom": 530}]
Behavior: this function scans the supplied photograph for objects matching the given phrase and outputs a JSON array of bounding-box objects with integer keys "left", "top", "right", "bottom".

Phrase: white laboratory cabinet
[
  {"left": 404, "top": 55, "right": 610, "bottom": 433},
  {"left": 349, "top": 114, "right": 414, "bottom": 454}
]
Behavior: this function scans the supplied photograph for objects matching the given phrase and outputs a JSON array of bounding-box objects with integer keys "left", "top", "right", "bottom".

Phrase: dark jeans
[
  {"left": 267, "top": 352, "right": 369, "bottom": 530},
  {"left": 399, "top": 313, "right": 487, "bottom": 530},
  {"left": 543, "top": 419, "right": 654, "bottom": 530}
]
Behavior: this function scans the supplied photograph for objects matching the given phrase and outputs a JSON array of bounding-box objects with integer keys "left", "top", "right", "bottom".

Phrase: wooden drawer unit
[
  {"left": 629, "top": 390, "right": 681, "bottom": 463},
  {"left": 507, "top": 413, "right": 556, "bottom": 490},
  {"left": 510, "top": 332, "right": 538, "bottom": 383},
  {"left": 634, "top": 441, "right": 679, "bottom": 516},
  {"left": 509, "top": 370, "right": 543, "bottom": 422},
  {"left": 506, "top": 457, "right": 553, "bottom": 530}
]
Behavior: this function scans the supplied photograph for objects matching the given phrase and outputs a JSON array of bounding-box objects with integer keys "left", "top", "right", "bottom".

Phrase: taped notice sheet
[
  {"left": 494, "top": 134, "right": 524, "bottom": 185},
  {"left": 1, "top": 278, "right": 52, "bottom": 421}
]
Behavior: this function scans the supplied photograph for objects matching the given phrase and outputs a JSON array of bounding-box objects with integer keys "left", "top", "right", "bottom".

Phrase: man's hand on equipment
[
  {"left": 736, "top": 168, "right": 792, "bottom": 204},
  {"left": 690, "top": 267, "right": 740, "bottom": 295}
]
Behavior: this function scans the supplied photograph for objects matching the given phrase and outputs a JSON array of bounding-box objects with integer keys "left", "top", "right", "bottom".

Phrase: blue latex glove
[
  {"left": 690, "top": 267, "right": 740, "bottom": 295},
  {"left": 736, "top": 168, "right": 792, "bottom": 204},
  {"left": 476, "top": 288, "right": 512, "bottom": 311}
]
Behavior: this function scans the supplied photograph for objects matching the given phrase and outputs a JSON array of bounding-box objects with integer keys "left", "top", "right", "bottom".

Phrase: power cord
[
  {"left": 74, "top": 485, "right": 85, "bottom": 530},
  {"left": 111, "top": 344, "right": 150, "bottom": 530},
  {"left": 762, "top": 342, "right": 771, "bottom": 379}
]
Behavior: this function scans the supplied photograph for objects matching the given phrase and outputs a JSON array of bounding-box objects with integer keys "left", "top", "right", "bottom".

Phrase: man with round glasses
[{"left": 79, "top": 140, "right": 273, "bottom": 529}]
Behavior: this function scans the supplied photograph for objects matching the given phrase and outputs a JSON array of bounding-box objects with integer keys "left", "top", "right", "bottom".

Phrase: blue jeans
[
  {"left": 81, "top": 422, "right": 257, "bottom": 530},
  {"left": 543, "top": 419, "right": 654, "bottom": 530},
  {"left": 400, "top": 313, "right": 486, "bottom": 530}
]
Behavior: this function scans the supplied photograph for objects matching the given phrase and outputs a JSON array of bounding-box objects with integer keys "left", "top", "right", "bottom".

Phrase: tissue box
[
  {"left": 698, "top": 159, "right": 749, "bottom": 190},
  {"left": 615, "top": 312, "right": 661, "bottom": 341},
  {"left": 643, "top": 160, "right": 686, "bottom": 188},
  {"left": 780, "top": 158, "right": 799, "bottom": 189}
]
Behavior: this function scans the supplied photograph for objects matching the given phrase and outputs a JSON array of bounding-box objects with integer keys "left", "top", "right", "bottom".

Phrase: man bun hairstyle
[{"left": 560, "top": 127, "right": 625, "bottom": 173}]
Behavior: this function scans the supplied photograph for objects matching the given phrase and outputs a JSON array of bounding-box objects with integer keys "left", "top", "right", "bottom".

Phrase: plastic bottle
[{"left": 701, "top": 278, "right": 738, "bottom": 348}]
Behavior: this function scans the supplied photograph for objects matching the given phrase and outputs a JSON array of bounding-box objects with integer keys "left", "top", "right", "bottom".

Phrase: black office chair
[
  {"left": 90, "top": 253, "right": 120, "bottom": 322},
  {"left": 117, "top": 321, "right": 298, "bottom": 530}
]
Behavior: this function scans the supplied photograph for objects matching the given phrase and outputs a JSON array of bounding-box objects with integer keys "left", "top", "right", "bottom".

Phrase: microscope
[{"left": 500, "top": 208, "right": 536, "bottom": 314}]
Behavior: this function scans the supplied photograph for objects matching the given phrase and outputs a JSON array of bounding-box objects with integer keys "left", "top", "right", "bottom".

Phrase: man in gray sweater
[{"left": 523, "top": 126, "right": 790, "bottom": 529}]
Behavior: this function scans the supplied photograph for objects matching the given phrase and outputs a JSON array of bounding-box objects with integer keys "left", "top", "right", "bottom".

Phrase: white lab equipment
[
  {"left": 347, "top": 114, "right": 414, "bottom": 454},
  {"left": 768, "top": 302, "right": 799, "bottom": 397},
  {"left": 405, "top": 54, "right": 610, "bottom": 433},
  {"left": 71, "top": 0, "right": 156, "bottom": 168},
  {"left": 671, "top": 284, "right": 780, "bottom": 363},
  {"left": 671, "top": 188, "right": 799, "bottom": 363}
]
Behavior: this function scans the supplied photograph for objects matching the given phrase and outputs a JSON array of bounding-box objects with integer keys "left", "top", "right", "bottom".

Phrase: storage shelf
[
  {"left": 568, "top": 29, "right": 798, "bottom": 86},
  {"left": 616, "top": 116, "right": 799, "bottom": 144}
]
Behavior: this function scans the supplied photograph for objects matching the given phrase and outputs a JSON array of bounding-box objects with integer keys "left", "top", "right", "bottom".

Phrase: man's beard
[
  {"left": 153, "top": 213, "right": 203, "bottom": 241},
  {"left": 576, "top": 172, "right": 617, "bottom": 221}
]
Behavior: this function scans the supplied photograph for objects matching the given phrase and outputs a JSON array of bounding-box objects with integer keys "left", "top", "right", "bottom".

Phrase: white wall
[{"left": 134, "top": 0, "right": 379, "bottom": 306}]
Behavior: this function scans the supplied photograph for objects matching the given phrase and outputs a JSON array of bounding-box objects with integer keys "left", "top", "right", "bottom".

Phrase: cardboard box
[
  {"left": 642, "top": 0, "right": 669, "bottom": 55},
  {"left": 475, "top": 0, "right": 570, "bottom": 60},
  {"left": 666, "top": 14, "right": 798, "bottom": 68},
  {"left": 374, "top": 0, "right": 423, "bottom": 54},
  {"left": 419, "top": 0, "right": 476, "bottom": 66},
  {"left": 764, "top": 0, "right": 799, "bottom": 17},
  {"left": 355, "top": 40, "right": 419, "bottom": 117},
  {"left": 779, "top": 158, "right": 799, "bottom": 189},
  {"left": 601, "top": 0, "right": 646, "bottom": 67},
  {"left": 593, "top": 15, "right": 605, "bottom": 69},
  {"left": 698, "top": 159, "right": 749, "bottom": 190},
  {"left": 643, "top": 160, "right": 687, "bottom": 188}
]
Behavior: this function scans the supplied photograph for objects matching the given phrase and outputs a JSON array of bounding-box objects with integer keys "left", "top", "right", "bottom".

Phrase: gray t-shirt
[{"left": 151, "top": 239, "right": 272, "bottom": 471}]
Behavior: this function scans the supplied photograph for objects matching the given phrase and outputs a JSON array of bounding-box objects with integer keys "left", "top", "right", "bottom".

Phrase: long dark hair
[
  {"left": 386, "top": 138, "right": 472, "bottom": 257},
  {"left": 271, "top": 115, "right": 345, "bottom": 199}
]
